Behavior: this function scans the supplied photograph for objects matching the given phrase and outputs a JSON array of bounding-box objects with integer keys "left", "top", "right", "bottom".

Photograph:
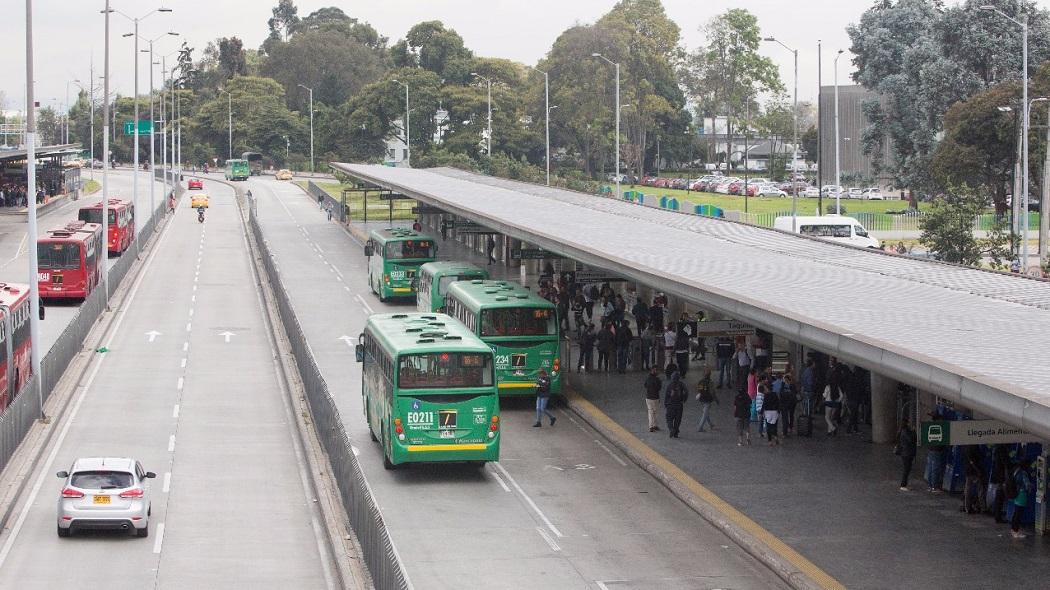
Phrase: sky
[{"left": 0, "top": 0, "right": 957, "bottom": 114}]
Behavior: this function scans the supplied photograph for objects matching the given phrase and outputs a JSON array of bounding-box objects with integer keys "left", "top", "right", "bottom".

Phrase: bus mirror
[
  {"left": 355, "top": 344, "right": 365, "bottom": 363},
  {"left": 364, "top": 244, "right": 374, "bottom": 257},
  {"left": 39, "top": 303, "right": 45, "bottom": 321}
]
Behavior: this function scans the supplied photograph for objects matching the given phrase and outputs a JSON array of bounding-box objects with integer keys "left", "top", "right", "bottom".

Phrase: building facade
[{"left": 818, "top": 85, "right": 894, "bottom": 189}]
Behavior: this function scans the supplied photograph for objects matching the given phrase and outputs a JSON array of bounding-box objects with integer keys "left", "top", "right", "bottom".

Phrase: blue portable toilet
[
  {"left": 659, "top": 196, "right": 668, "bottom": 208},
  {"left": 669, "top": 198, "right": 679, "bottom": 211}
]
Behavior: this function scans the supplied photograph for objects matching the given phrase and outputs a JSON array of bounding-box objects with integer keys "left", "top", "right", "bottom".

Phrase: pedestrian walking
[
  {"left": 734, "top": 343, "right": 752, "bottom": 393},
  {"left": 644, "top": 367, "right": 662, "bottom": 432},
  {"left": 412, "top": 219, "right": 423, "bottom": 231},
  {"left": 895, "top": 418, "right": 917, "bottom": 490},
  {"left": 1008, "top": 461, "right": 1033, "bottom": 538},
  {"left": 326, "top": 203, "right": 333, "bottom": 221},
  {"left": 695, "top": 368, "right": 717, "bottom": 432},
  {"left": 486, "top": 235, "right": 497, "bottom": 265},
  {"left": 532, "top": 369, "right": 556, "bottom": 427},
  {"left": 962, "top": 446, "right": 986, "bottom": 514},
  {"left": 577, "top": 323, "right": 595, "bottom": 372},
  {"left": 800, "top": 358, "right": 816, "bottom": 415},
  {"left": 674, "top": 328, "right": 691, "bottom": 376},
  {"left": 662, "top": 323, "right": 676, "bottom": 369},
  {"left": 761, "top": 383, "right": 780, "bottom": 445},
  {"left": 823, "top": 380, "right": 841, "bottom": 436},
  {"left": 779, "top": 374, "right": 797, "bottom": 436},
  {"left": 990, "top": 445, "right": 1010, "bottom": 521},
  {"left": 615, "top": 320, "right": 633, "bottom": 374},
  {"left": 715, "top": 337, "right": 734, "bottom": 388},
  {"left": 733, "top": 389, "right": 752, "bottom": 446},
  {"left": 664, "top": 371, "right": 686, "bottom": 438},
  {"left": 596, "top": 323, "right": 614, "bottom": 372},
  {"left": 639, "top": 326, "right": 654, "bottom": 370},
  {"left": 631, "top": 298, "right": 649, "bottom": 333}
]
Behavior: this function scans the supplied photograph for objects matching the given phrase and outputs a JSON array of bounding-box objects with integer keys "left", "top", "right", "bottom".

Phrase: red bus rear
[
  {"left": 37, "top": 221, "right": 104, "bottom": 300},
  {"left": 78, "top": 198, "right": 135, "bottom": 255},
  {"left": 0, "top": 283, "right": 33, "bottom": 412}
]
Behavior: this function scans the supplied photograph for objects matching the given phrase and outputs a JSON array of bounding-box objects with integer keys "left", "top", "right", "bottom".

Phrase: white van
[{"left": 773, "top": 215, "right": 881, "bottom": 249}]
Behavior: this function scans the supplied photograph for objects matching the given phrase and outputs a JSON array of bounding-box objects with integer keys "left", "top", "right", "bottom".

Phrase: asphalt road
[
  {"left": 0, "top": 177, "right": 333, "bottom": 588},
  {"left": 247, "top": 175, "right": 785, "bottom": 590},
  {"left": 0, "top": 170, "right": 170, "bottom": 352}
]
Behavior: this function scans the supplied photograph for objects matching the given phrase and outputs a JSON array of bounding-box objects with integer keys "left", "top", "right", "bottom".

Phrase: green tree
[
  {"left": 919, "top": 187, "right": 1011, "bottom": 266},
  {"left": 190, "top": 76, "right": 303, "bottom": 162},
  {"left": 267, "top": 0, "right": 299, "bottom": 43},
  {"left": 398, "top": 21, "right": 474, "bottom": 82},
  {"left": 218, "top": 37, "right": 247, "bottom": 80}
]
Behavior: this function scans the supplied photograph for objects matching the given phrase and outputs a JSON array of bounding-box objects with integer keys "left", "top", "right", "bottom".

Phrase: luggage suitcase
[{"left": 797, "top": 414, "right": 813, "bottom": 437}]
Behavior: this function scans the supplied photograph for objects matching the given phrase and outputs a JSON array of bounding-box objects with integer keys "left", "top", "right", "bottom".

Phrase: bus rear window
[
  {"left": 386, "top": 240, "right": 434, "bottom": 260},
  {"left": 398, "top": 353, "right": 493, "bottom": 389},
  {"left": 481, "top": 307, "right": 557, "bottom": 337},
  {"left": 38, "top": 243, "right": 81, "bottom": 269},
  {"left": 78, "top": 209, "right": 104, "bottom": 224}
]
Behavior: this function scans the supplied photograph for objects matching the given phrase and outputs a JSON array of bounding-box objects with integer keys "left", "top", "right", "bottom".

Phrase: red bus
[
  {"left": 0, "top": 283, "right": 33, "bottom": 412},
  {"left": 78, "top": 198, "right": 135, "bottom": 255},
  {"left": 37, "top": 220, "right": 104, "bottom": 300}
]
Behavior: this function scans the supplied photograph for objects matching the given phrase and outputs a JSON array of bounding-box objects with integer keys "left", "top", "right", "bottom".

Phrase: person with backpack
[
  {"left": 761, "top": 383, "right": 780, "bottom": 446},
  {"left": 695, "top": 368, "right": 717, "bottom": 432},
  {"left": 631, "top": 298, "right": 649, "bottom": 333},
  {"left": 896, "top": 418, "right": 917, "bottom": 490},
  {"left": 664, "top": 371, "right": 687, "bottom": 438},
  {"left": 733, "top": 389, "right": 752, "bottom": 446},
  {"left": 644, "top": 367, "right": 662, "bottom": 432},
  {"left": 1007, "top": 461, "right": 1033, "bottom": 539}
]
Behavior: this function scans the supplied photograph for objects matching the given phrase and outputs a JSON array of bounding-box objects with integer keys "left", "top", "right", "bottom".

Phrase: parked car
[
  {"left": 848, "top": 187, "right": 863, "bottom": 199},
  {"left": 753, "top": 183, "right": 788, "bottom": 197},
  {"left": 187, "top": 178, "right": 204, "bottom": 190},
  {"left": 802, "top": 186, "right": 820, "bottom": 198},
  {"left": 862, "top": 187, "right": 883, "bottom": 200},
  {"left": 56, "top": 457, "right": 157, "bottom": 537}
]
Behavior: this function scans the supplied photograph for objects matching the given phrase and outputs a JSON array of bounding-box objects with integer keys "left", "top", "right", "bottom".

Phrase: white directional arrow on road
[
  {"left": 219, "top": 331, "right": 236, "bottom": 343},
  {"left": 145, "top": 331, "right": 162, "bottom": 343}
]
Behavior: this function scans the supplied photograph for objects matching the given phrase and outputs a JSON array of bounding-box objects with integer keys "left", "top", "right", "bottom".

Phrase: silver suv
[{"left": 56, "top": 457, "right": 156, "bottom": 538}]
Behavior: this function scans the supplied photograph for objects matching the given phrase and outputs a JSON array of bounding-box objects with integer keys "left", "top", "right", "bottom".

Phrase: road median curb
[{"left": 563, "top": 388, "right": 843, "bottom": 590}]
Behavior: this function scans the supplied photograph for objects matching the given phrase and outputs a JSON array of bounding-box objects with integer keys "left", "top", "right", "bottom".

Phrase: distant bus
[
  {"left": 241, "top": 151, "right": 263, "bottom": 176},
  {"left": 37, "top": 220, "right": 104, "bottom": 300},
  {"left": 363, "top": 228, "right": 437, "bottom": 302},
  {"left": 444, "top": 280, "right": 561, "bottom": 396},
  {"left": 0, "top": 283, "right": 35, "bottom": 412},
  {"left": 225, "top": 159, "right": 250, "bottom": 181},
  {"left": 78, "top": 198, "right": 135, "bottom": 255},
  {"left": 356, "top": 313, "right": 500, "bottom": 469},
  {"left": 415, "top": 261, "right": 489, "bottom": 313}
]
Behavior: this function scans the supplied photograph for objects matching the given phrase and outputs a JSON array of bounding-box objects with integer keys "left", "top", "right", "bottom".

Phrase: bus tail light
[
  {"left": 61, "top": 487, "right": 84, "bottom": 498},
  {"left": 119, "top": 487, "right": 144, "bottom": 499},
  {"left": 394, "top": 417, "right": 403, "bottom": 434},
  {"left": 552, "top": 358, "right": 560, "bottom": 373},
  {"left": 384, "top": 274, "right": 391, "bottom": 284}
]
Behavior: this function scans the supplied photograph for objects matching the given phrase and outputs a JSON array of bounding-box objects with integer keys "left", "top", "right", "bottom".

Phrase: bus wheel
[
  {"left": 366, "top": 409, "right": 378, "bottom": 442},
  {"left": 382, "top": 429, "right": 396, "bottom": 470}
]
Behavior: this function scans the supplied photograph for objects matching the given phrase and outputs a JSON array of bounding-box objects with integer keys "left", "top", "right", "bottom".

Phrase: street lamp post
[
  {"left": 141, "top": 32, "right": 178, "bottom": 225},
  {"left": 531, "top": 67, "right": 551, "bottom": 185},
  {"left": 765, "top": 36, "right": 800, "bottom": 231},
  {"left": 592, "top": 53, "right": 621, "bottom": 200},
  {"left": 284, "top": 135, "right": 290, "bottom": 160},
  {"left": 297, "top": 84, "right": 314, "bottom": 172},
  {"left": 220, "top": 89, "right": 232, "bottom": 160},
  {"left": 980, "top": 4, "right": 1029, "bottom": 270},
  {"left": 834, "top": 49, "right": 845, "bottom": 216},
  {"left": 390, "top": 80, "right": 410, "bottom": 166},
  {"left": 470, "top": 73, "right": 492, "bottom": 157},
  {"left": 25, "top": 0, "right": 44, "bottom": 417}
]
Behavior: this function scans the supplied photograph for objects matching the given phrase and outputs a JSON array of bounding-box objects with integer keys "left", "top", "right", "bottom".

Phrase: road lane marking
[
  {"left": 536, "top": 527, "right": 561, "bottom": 552},
  {"left": 354, "top": 294, "right": 375, "bottom": 314},
  {"left": 188, "top": 309, "right": 194, "bottom": 317},
  {"left": 185, "top": 322, "right": 192, "bottom": 332},
  {"left": 152, "top": 522, "right": 165, "bottom": 553},
  {"left": 177, "top": 377, "right": 184, "bottom": 390},
  {"left": 192, "top": 285, "right": 197, "bottom": 292},
  {"left": 167, "top": 435, "right": 176, "bottom": 452},
  {"left": 488, "top": 467, "right": 511, "bottom": 492},
  {"left": 172, "top": 404, "right": 180, "bottom": 418},
  {"left": 191, "top": 295, "right": 196, "bottom": 303},
  {"left": 493, "top": 462, "right": 563, "bottom": 538},
  {"left": 180, "top": 358, "right": 187, "bottom": 368},
  {"left": 162, "top": 472, "right": 171, "bottom": 493},
  {"left": 0, "top": 198, "right": 178, "bottom": 569},
  {"left": 594, "top": 439, "right": 628, "bottom": 466},
  {"left": 182, "top": 341, "right": 189, "bottom": 352}
]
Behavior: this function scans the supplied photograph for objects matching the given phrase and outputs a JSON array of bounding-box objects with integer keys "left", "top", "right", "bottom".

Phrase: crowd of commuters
[{"left": 0, "top": 181, "right": 48, "bottom": 207}]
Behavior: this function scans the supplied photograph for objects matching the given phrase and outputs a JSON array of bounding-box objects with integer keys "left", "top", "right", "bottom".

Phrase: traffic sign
[
  {"left": 412, "top": 204, "right": 444, "bottom": 214},
  {"left": 920, "top": 419, "right": 1040, "bottom": 446},
  {"left": 511, "top": 249, "right": 563, "bottom": 260},
  {"left": 695, "top": 320, "right": 756, "bottom": 337},
  {"left": 122, "top": 119, "right": 152, "bottom": 135}
]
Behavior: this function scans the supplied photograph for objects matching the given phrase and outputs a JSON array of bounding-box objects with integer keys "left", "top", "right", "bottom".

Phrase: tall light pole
[
  {"left": 834, "top": 49, "right": 845, "bottom": 216},
  {"left": 25, "top": 0, "right": 44, "bottom": 417},
  {"left": 220, "top": 89, "right": 232, "bottom": 160},
  {"left": 592, "top": 53, "right": 621, "bottom": 200},
  {"left": 72, "top": 72, "right": 96, "bottom": 181},
  {"left": 817, "top": 40, "right": 823, "bottom": 214},
  {"left": 529, "top": 67, "right": 551, "bottom": 185},
  {"left": 100, "top": 2, "right": 112, "bottom": 306},
  {"left": 115, "top": 6, "right": 172, "bottom": 250},
  {"left": 297, "top": 84, "right": 314, "bottom": 172},
  {"left": 765, "top": 36, "right": 800, "bottom": 231},
  {"left": 980, "top": 4, "right": 1029, "bottom": 271},
  {"left": 141, "top": 32, "right": 178, "bottom": 225},
  {"left": 284, "top": 135, "right": 290, "bottom": 160},
  {"left": 470, "top": 73, "right": 492, "bottom": 157}
]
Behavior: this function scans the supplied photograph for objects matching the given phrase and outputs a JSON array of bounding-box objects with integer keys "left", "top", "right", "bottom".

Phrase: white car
[
  {"left": 848, "top": 187, "right": 863, "bottom": 199},
  {"left": 56, "top": 457, "right": 156, "bottom": 537},
  {"left": 802, "top": 187, "right": 820, "bottom": 198},
  {"left": 715, "top": 178, "right": 740, "bottom": 194},
  {"left": 862, "top": 188, "right": 884, "bottom": 200},
  {"left": 755, "top": 183, "right": 787, "bottom": 197}
]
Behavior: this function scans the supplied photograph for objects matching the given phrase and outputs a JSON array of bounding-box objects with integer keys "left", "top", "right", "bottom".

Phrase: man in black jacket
[{"left": 644, "top": 367, "right": 662, "bottom": 432}]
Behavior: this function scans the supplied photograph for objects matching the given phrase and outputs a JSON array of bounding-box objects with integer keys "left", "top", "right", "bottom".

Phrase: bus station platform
[{"left": 317, "top": 179, "right": 1050, "bottom": 590}]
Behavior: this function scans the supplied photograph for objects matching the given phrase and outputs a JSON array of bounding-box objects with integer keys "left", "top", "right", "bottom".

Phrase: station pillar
[{"left": 870, "top": 373, "right": 899, "bottom": 444}]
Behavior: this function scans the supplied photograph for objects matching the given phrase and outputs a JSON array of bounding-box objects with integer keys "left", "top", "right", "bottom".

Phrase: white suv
[{"left": 56, "top": 457, "right": 156, "bottom": 538}]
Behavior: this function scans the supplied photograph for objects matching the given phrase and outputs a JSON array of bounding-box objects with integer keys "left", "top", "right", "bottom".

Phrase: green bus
[
  {"left": 444, "top": 280, "right": 562, "bottom": 396},
  {"left": 225, "top": 159, "right": 250, "bottom": 181},
  {"left": 355, "top": 313, "right": 500, "bottom": 469},
  {"left": 415, "top": 261, "right": 490, "bottom": 313},
  {"left": 363, "top": 228, "right": 437, "bottom": 301}
]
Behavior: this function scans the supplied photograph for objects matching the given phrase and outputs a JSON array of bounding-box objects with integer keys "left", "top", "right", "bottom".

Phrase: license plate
[
  {"left": 511, "top": 353, "right": 527, "bottom": 369},
  {"left": 93, "top": 495, "right": 110, "bottom": 505},
  {"left": 438, "top": 409, "right": 457, "bottom": 429}
]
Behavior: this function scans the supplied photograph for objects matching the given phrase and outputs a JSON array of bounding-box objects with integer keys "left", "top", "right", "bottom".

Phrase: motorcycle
[{"left": 197, "top": 205, "right": 205, "bottom": 223}]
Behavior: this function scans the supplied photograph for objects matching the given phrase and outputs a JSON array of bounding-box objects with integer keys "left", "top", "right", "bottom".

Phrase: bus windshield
[
  {"left": 398, "top": 352, "right": 493, "bottom": 389},
  {"left": 481, "top": 307, "right": 557, "bottom": 337},
  {"left": 78, "top": 209, "right": 116, "bottom": 225},
  {"left": 38, "top": 243, "right": 81, "bottom": 269},
  {"left": 385, "top": 240, "right": 435, "bottom": 260}
]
